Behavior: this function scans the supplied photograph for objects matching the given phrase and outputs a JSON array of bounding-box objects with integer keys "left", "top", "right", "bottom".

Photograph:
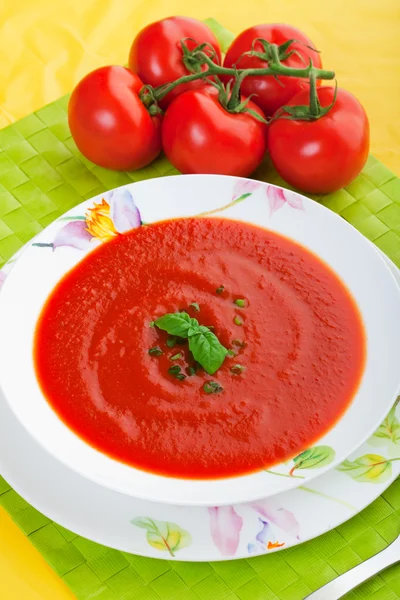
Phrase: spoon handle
[{"left": 306, "top": 535, "right": 400, "bottom": 600}]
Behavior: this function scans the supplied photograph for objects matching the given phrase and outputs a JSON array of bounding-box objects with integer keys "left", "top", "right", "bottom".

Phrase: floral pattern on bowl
[
  {"left": 128, "top": 395, "right": 400, "bottom": 559},
  {"left": 33, "top": 188, "right": 141, "bottom": 251}
]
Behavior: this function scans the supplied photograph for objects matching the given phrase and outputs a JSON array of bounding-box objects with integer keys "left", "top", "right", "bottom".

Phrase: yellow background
[{"left": 0, "top": 0, "right": 399, "bottom": 598}]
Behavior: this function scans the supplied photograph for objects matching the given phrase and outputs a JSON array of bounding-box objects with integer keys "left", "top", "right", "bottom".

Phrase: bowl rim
[{"left": 0, "top": 174, "right": 399, "bottom": 506}]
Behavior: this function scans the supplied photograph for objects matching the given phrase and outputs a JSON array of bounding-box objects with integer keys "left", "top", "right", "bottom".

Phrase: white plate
[
  {"left": 0, "top": 244, "right": 398, "bottom": 561},
  {"left": 0, "top": 175, "right": 399, "bottom": 506}
]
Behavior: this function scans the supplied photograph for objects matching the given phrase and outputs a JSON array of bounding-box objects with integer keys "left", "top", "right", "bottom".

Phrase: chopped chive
[
  {"left": 216, "top": 285, "right": 225, "bottom": 295},
  {"left": 230, "top": 364, "right": 245, "bottom": 375},
  {"left": 234, "top": 299, "right": 246, "bottom": 308},
  {"left": 203, "top": 381, "right": 223, "bottom": 394},
  {"left": 187, "top": 366, "right": 196, "bottom": 376},
  {"left": 148, "top": 346, "right": 163, "bottom": 356},
  {"left": 232, "top": 339, "right": 246, "bottom": 348},
  {"left": 166, "top": 335, "right": 178, "bottom": 348},
  {"left": 190, "top": 302, "right": 200, "bottom": 312},
  {"left": 149, "top": 321, "right": 155, "bottom": 328},
  {"left": 227, "top": 349, "right": 236, "bottom": 357},
  {"left": 170, "top": 352, "right": 182, "bottom": 361},
  {"left": 168, "top": 365, "right": 186, "bottom": 380},
  {"left": 234, "top": 316, "right": 243, "bottom": 326}
]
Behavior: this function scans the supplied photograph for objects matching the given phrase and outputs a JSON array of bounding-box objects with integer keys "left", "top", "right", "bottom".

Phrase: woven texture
[{"left": 0, "top": 97, "right": 400, "bottom": 599}]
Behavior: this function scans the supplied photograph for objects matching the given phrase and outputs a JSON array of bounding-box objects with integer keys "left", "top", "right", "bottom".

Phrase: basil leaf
[
  {"left": 153, "top": 311, "right": 228, "bottom": 374},
  {"left": 154, "top": 312, "right": 193, "bottom": 338},
  {"left": 189, "top": 330, "right": 228, "bottom": 375}
]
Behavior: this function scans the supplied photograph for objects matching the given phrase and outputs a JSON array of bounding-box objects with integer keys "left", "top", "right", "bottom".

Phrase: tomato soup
[{"left": 34, "top": 218, "right": 365, "bottom": 479}]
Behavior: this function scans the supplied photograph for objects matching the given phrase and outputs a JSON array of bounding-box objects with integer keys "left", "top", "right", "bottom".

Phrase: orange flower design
[
  {"left": 85, "top": 198, "right": 118, "bottom": 242},
  {"left": 267, "top": 541, "right": 285, "bottom": 549}
]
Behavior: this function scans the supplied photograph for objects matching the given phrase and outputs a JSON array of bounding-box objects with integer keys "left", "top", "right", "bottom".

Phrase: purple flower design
[
  {"left": 209, "top": 501, "right": 300, "bottom": 557},
  {"left": 53, "top": 221, "right": 92, "bottom": 250},
  {"left": 247, "top": 518, "right": 286, "bottom": 555},
  {"left": 266, "top": 185, "right": 303, "bottom": 217},
  {"left": 232, "top": 179, "right": 262, "bottom": 202},
  {"left": 250, "top": 501, "right": 301, "bottom": 539},
  {"left": 108, "top": 188, "right": 141, "bottom": 232},
  {"left": 33, "top": 188, "right": 141, "bottom": 251},
  {"left": 208, "top": 506, "right": 243, "bottom": 557}
]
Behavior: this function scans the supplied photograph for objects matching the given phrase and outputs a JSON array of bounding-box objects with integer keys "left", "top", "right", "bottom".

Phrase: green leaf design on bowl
[
  {"left": 369, "top": 397, "right": 400, "bottom": 447},
  {"left": 291, "top": 445, "right": 336, "bottom": 475},
  {"left": 338, "top": 454, "right": 395, "bottom": 483},
  {"left": 131, "top": 517, "right": 192, "bottom": 556}
]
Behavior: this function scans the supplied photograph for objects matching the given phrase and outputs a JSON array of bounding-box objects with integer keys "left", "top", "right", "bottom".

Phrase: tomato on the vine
[
  {"left": 223, "top": 24, "right": 322, "bottom": 116},
  {"left": 68, "top": 66, "right": 162, "bottom": 171},
  {"left": 162, "top": 86, "right": 268, "bottom": 177},
  {"left": 268, "top": 87, "right": 369, "bottom": 194},
  {"left": 128, "top": 17, "right": 221, "bottom": 107}
]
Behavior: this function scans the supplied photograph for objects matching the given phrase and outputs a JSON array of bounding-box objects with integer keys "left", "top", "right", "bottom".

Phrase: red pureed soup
[{"left": 34, "top": 218, "right": 365, "bottom": 479}]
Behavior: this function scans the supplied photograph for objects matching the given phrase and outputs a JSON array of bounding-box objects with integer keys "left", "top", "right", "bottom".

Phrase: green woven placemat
[{"left": 1, "top": 19, "right": 400, "bottom": 600}]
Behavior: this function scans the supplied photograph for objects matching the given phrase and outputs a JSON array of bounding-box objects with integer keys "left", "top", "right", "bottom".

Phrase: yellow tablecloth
[{"left": 0, "top": 1, "right": 399, "bottom": 598}]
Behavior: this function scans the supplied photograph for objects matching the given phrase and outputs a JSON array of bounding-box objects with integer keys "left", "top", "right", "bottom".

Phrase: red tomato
[
  {"left": 162, "top": 87, "right": 267, "bottom": 177},
  {"left": 223, "top": 24, "right": 322, "bottom": 116},
  {"left": 268, "top": 87, "right": 370, "bottom": 194},
  {"left": 68, "top": 66, "right": 161, "bottom": 171},
  {"left": 128, "top": 17, "right": 222, "bottom": 107}
]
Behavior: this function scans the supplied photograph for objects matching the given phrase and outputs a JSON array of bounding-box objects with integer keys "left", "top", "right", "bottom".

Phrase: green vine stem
[
  {"left": 264, "top": 469, "right": 305, "bottom": 479},
  {"left": 299, "top": 486, "right": 357, "bottom": 511},
  {"left": 151, "top": 43, "right": 335, "bottom": 103}
]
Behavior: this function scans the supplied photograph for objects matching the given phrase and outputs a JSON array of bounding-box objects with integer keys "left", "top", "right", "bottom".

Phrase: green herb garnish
[
  {"left": 148, "top": 346, "right": 163, "bottom": 356},
  {"left": 168, "top": 365, "right": 186, "bottom": 381},
  {"left": 230, "top": 364, "right": 245, "bottom": 375},
  {"left": 203, "top": 381, "right": 223, "bottom": 394},
  {"left": 216, "top": 285, "right": 225, "bottom": 295},
  {"left": 170, "top": 352, "right": 182, "bottom": 361},
  {"left": 154, "top": 312, "right": 228, "bottom": 374},
  {"left": 187, "top": 366, "right": 196, "bottom": 376},
  {"left": 190, "top": 302, "right": 200, "bottom": 312},
  {"left": 232, "top": 339, "right": 246, "bottom": 348},
  {"left": 166, "top": 335, "right": 178, "bottom": 348},
  {"left": 227, "top": 349, "right": 236, "bottom": 357},
  {"left": 234, "top": 316, "right": 243, "bottom": 326},
  {"left": 234, "top": 299, "right": 246, "bottom": 308},
  {"left": 188, "top": 330, "right": 227, "bottom": 375},
  {"left": 149, "top": 321, "right": 155, "bottom": 328},
  {"left": 156, "top": 312, "right": 193, "bottom": 337}
]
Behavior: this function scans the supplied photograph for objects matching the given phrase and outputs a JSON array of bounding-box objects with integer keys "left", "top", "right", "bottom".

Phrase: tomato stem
[
  {"left": 226, "top": 70, "right": 247, "bottom": 110},
  {"left": 309, "top": 68, "right": 321, "bottom": 117},
  {"left": 268, "top": 43, "right": 281, "bottom": 67},
  {"left": 139, "top": 38, "right": 336, "bottom": 123},
  {"left": 152, "top": 46, "right": 335, "bottom": 103}
]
